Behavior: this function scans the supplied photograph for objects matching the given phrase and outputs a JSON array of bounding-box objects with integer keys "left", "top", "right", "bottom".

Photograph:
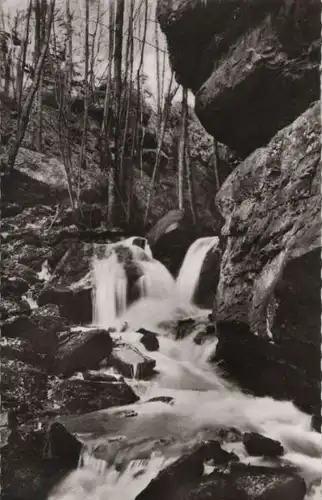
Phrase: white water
[
  {"left": 50, "top": 237, "right": 322, "bottom": 500},
  {"left": 176, "top": 236, "right": 219, "bottom": 304}
]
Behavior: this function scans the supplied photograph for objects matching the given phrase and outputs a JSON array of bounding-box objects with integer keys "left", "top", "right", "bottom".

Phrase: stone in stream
[
  {"left": 136, "top": 440, "right": 239, "bottom": 500},
  {"left": 110, "top": 344, "right": 156, "bottom": 380},
  {"left": 187, "top": 463, "right": 307, "bottom": 500},
  {"left": 243, "top": 432, "right": 284, "bottom": 458},
  {"left": 1, "top": 422, "right": 81, "bottom": 500},
  {"left": 175, "top": 318, "right": 196, "bottom": 340},
  {"left": 50, "top": 378, "right": 139, "bottom": 414},
  {"left": 137, "top": 328, "right": 160, "bottom": 352},
  {"left": 54, "top": 328, "right": 113, "bottom": 377},
  {"left": 212, "top": 321, "right": 319, "bottom": 417},
  {"left": 146, "top": 396, "right": 174, "bottom": 405}
]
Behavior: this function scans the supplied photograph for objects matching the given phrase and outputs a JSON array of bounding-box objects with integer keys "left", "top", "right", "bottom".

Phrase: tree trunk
[
  {"left": 7, "top": 0, "right": 55, "bottom": 172},
  {"left": 144, "top": 74, "right": 179, "bottom": 226},
  {"left": 114, "top": 0, "right": 125, "bottom": 195},
  {"left": 177, "top": 86, "right": 187, "bottom": 210},
  {"left": 213, "top": 137, "right": 221, "bottom": 192},
  {"left": 103, "top": 0, "right": 115, "bottom": 225},
  {"left": 154, "top": 10, "right": 161, "bottom": 132},
  {"left": 78, "top": 0, "right": 90, "bottom": 201},
  {"left": 16, "top": 0, "right": 32, "bottom": 125}
]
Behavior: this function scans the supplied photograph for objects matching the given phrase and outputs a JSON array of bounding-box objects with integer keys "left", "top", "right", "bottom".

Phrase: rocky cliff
[
  {"left": 157, "top": 0, "right": 320, "bottom": 157},
  {"left": 157, "top": 0, "right": 321, "bottom": 398}
]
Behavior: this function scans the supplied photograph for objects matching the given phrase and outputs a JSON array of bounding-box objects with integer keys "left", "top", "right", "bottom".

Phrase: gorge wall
[{"left": 157, "top": 0, "right": 321, "bottom": 350}]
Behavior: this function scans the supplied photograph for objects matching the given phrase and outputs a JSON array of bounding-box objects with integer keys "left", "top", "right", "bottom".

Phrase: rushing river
[{"left": 49, "top": 237, "right": 322, "bottom": 500}]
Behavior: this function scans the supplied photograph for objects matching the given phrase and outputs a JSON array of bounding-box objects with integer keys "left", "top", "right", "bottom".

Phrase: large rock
[
  {"left": 1, "top": 423, "right": 81, "bottom": 500},
  {"left": 54, "top": 328, "right": 113, "bottom": 376},
  {"left": 188, "top": 464, "right": 306, "bottom": 500},
  {"left": 136, "top": 440, "right": 238, "bottom": 500},
  {"left": 243, "top": 432, "right": 284, "bottom": 458},
  {"left": 212, "top": 321, "right": 320, "bottom": 416},
  {"left": 146, "top": 210, "right": 197, "bottom": 276},
  {"left": 50, "top": 378, "right": 139, "bottom": 414},
  {"left": 157, "top": 0, "right": 320, "bottom": 156},
  {"left": 110, "top": 344, "right": 156, "bottom": 380},
  {"left": 0, "top": 359, "right": 48, "bottom": 422},
  {"left": 2, "top": 305, "right": 68, "bottom": 356},
  {"left": 214, "top": 102, "right": 320, "bottom": 340}
]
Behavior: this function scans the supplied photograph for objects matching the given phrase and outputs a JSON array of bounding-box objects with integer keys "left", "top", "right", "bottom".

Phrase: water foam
[{"left": 50, "top": 236, "right": 321, "bottom": 500}]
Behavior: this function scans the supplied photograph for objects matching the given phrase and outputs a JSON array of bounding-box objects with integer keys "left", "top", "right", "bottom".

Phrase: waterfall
[
  {"left": 176, "top": 237, "right": 219, "bottom": 305},
  {"left": 92, "top": 251, "right": 128, "bottom": 326},
  {"left": 92, "top": 236, "right": 219, "bottom": 329},
  {"left": 50, "top": 235, "right": 322, "bottom": 500}
]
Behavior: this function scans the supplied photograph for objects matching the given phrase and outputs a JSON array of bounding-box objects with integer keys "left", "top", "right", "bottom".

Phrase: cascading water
[
  {"left": 50, "top": 236, "right": 322, "bottom": 500},
  {"left": 176, "top": 236, "right": 219, "bottom": 304}
]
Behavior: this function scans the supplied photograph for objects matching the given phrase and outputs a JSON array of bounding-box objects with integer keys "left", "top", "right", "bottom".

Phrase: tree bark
[
  {"left": 177, "top": 86, "right": 187, "bottom": 210},
  {"left": 114, "top": 0, "right": 125, "bottom": 194},
  {"left": 16, "top": 0, "right": 33, "bottom": 125},
  {"left": 78, "top": 0, "right": 90, "bottom": 201}
]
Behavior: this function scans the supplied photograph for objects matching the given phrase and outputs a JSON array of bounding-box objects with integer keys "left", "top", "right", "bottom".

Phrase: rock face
[
  {"left": 157, "top": 0, "right": 320, "bottom": 157},
  {"left": 212, "top": 321, "right": 320, "bottom": 416},
  {"left": 214, "top": 102, "right": 320, "bottom": 339}
]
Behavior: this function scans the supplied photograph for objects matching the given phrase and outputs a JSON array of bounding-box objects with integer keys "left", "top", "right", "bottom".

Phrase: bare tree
[
  {"left": 212, "top": 137, "right": 221, "bottom": 192},
  {"left": 16, "top": 0, "right": 33, "bottom": 124},
  {"left": 7, "top": 0, "right": 55, "bottom": 173},
  {"left": 101, "top": 0, "right": 115, "bottom": 224},
  {"left": 177, "top": 86, "right": 188, "bottom": 210},
  {"left": 144, "top": 73, "right": 179, "bottom": 226},
  {"left": 114, "top": 0, "right": 125, "bottom": 193},
  {"left": 78, "top": 0, "right": 90, "bottom": 198}
]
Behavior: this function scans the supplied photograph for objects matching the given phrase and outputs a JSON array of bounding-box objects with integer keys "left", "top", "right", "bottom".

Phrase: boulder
[
  {"left": 110, "top": 344, "right": 156, "bottom": 380},
  {"left": 54, "top": 328, "right": 113, "bottom": 377},
  {"left": 1, "top": 423, "right": 81, "bottom": 500},
  {"left": 0, "top": 298, "right": 31, "bottom": 321},
  {"left": 175, "top": 318, "right": 195, "bottom": 340},
  {"left": 243, "top": 432, "right": 284, "bottom": 458},
  {"left": 136, "top": 440, "right": 238, "bottom": 500},
  {"left": 1, "top": 276, "right": 29, "bottom": 299},
  {"left": 188, "top": 464, "right": 306, "bottom": 500},
  {"left": 2, "top": 305, "right": 68, "bottom": 356},
  {"left": 212, "top": 321, "right": 319, "bottom": 416},
  {"left": 193, "top": 239, "right": 221, "bottom": 308},
  {"left": 38, "top": 286, "right": 93, "bottom": 324},
  {"left": 0, "top": 358, "right": 48, "bottom": 423},
  {"left": 146, "top": 210, "right": 197, "bottom": 276},
  {"left": 50, "top": 378, "right": 139, "bottom": 414},
  {"left": 0, "top": 337, "right": 46, "bottom": 369},
  {"left": 157, "top": 0, "right": 319, "bottom": 157},
  {"left": 230, "top": 463, "right": 307, "bottom": 500},
  {"left": 137, "top": 328, "right": 160, "bottom": 351},
  {"left": 82, "top": 370, "right": 118, "bottom": 382}
]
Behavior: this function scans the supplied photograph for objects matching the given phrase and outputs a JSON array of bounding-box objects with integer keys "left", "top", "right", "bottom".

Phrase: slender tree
[
  {"left": 78, "top": 0, "right": 90, "bottom": 199},
  {"left": 177, "top": 86, "right": 188, "bottom": 210},
  {"left": 16, "top": 0, "right": 33, "bottom": 125},
  {"left": 144, "top": 73, "right": 179, "bottom": 226},
  {"left": 114, "top": 0, "right": 125, "bottom": 193}
]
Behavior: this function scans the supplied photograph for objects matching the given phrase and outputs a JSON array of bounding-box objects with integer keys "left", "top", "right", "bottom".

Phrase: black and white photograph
[{"left": 0, "top": 0, "right": 321, "bottom": 499}]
